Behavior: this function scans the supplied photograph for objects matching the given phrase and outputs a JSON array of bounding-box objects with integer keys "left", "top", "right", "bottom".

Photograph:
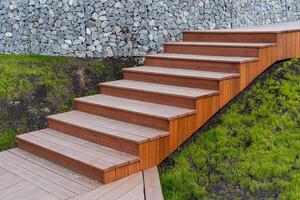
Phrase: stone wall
[{"left": 0, "top": 0, "right": 299, "bottom": 58}]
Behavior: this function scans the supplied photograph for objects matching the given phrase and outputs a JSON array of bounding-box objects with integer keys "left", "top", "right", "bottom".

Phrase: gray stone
[{"left": 0, "top": 0, "right": 298, "bottom": 58}]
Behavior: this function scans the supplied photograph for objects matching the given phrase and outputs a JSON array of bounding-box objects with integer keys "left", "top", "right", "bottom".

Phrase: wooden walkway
[
  {"left": 1, "top": 21, "right": 300, "bottom": 199},
  {"left": 0, "top": 149, "right": 163, "bottom": 200}
]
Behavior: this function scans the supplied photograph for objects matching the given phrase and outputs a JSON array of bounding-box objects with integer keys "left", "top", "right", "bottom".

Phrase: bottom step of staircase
[{"left": 16, "top": 129, "right": 140, "bottom": 184}]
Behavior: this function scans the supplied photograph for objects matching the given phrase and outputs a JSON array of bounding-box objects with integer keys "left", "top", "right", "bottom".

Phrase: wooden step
[
  {"left": 75, "top": 94, "right": 196, "bottom": 130},
  {"left": 145, "top": 53, "right": 259, "bottom": 72},
  {"left": 16, "top": 129, "right": 140, "bottom": 184},
  {"left": 100, "top": 80, "right": 219, "bottom": 109},
  {"left": 182, "top": 31, "right": 277, "bottom": 43},
  {"left": 47, "top": 110, "right": 168, "bottom": 155},
  {"left": 123, "top": 66, "right": 240, "bottom": 89},
  {"left": 164, "top": 42, "right": 276, "bottom": 57}
]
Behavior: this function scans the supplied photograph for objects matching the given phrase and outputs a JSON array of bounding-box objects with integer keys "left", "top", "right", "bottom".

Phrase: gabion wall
[{"left": 0, "top": 0, "right": 299, "bottom": 58}]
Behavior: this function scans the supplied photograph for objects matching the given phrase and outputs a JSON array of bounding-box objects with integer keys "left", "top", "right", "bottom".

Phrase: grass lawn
[
  {"left": 0, "top": 54, "right": 136, "bottom": 151},
  {"left": 160, "top": 58, "right": 300, "bottom": 200}
]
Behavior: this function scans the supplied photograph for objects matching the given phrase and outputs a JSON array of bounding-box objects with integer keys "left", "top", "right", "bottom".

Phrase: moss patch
[
  {"left": 0, "top": 54, "right": 137, "bottom": 151},
  {"left": 159, "top": 58, "right": 300, "bottom": 200}
]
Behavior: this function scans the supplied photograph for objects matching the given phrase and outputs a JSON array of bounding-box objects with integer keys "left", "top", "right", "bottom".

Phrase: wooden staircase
[{"left": 16, "top": 23, "right": 300, "bottom": 184}]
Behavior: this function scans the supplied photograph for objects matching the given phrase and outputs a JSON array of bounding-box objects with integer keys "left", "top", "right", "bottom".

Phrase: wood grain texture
[
  {"left": 164, "top": 43, "right": 261, "bottom": 57},
  {"left": 143, "top": 167, "right": 164, "bottom": 200},
  {"left": 183, "top": 32, "right": 277, "bottom": 43}
]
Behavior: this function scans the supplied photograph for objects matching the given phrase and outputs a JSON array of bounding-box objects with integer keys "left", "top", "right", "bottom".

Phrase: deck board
[
  {"left": 0, "top": 150, "right": 161, "bottom": 200},
  {"left": 0, "top": 181, "right": 52, "bottom": 200},
  {"left": 0, "top": 151, "right": 91, "bottom": 194},
  {"left": 0, "top": 153, "right": 77, "bottom": 199},
  {"left": 0, "top": 173, "right": 23, "bottom": 191},
  {"left": 9, "top": 148, "right": 101, "bottom": 189}
]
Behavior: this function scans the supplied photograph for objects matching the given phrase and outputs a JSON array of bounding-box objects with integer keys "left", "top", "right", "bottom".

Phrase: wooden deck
[
  {"left": 0, "top": 148, "right": 163, "bottom": 200},
  {"left": 2, "top": 21, "right": 300, "bottom": 199}
]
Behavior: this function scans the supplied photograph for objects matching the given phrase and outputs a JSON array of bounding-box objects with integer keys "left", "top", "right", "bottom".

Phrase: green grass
[
  {"left": 0, "top": 54, "right": 135, "bottom": 151},
  {"left": 160, "top": 58, "right": 300, "bottom": 200}
]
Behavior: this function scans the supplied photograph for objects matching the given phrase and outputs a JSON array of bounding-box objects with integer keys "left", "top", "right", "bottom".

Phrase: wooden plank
[
  {"left": 183, "top": 32, "right": 277, "bottom": 43},
  {"left": 123, "top": 66, "right": 240, "bottom": 80},
  {"left": 164, "top": 41, "right": 276, "bottom": 48},
  {"left": 143, "top": 167, "right": 164, "bottom": 200},
  {"left": 98, "top": 171, "right": 143, "bottom": 200},
  {"left": 48, "top": 111, "right": 147, "bottom": 143},
  {"left": 34, "top": 130, "right": 130, "bottom": 166},
  {"left": 0, "top": 167, "right": 7, "bottom": 176},
  {"left": 17, "top": 133, "right": 115, "bottom": 170},
  {"left": 75, "top": 94, "right": 196, "bottom": 120},
  {"left": 145, "top": 53, "right": 258, "bottom": 63},
  {"left": 117, "top": 183, "right": 144, "bottom": 200},
  {"left": 145, "top": 55, "right": 240, "bottom": 72},
  {"left": 10, "top": 148, "right": 101, "bottom": 189},
  {"left": 50, "top": 111, "right": 168, "bottom": 141},
  {"left": 0, "top": 173, "right": 23, "bottom": 191},
  {"left": 0, "top": 155, "right": 76, "bottom": 199},
  {"left": 124, "top": 70, "right": 221, "bottom": 90},
  {"left": 101, "top": 80, "right": 219, "bottom": 99},
  {"left": 71, "top": 173, "right": 142, "bottom": 200},
  {"left": 183, "top": 22, "right": 300, "bottom": 33},
  {"left": 0, "top": 180, "right": 58, "bottom": 200},
  {"left": 0, "top": 151, "right": 91, "bottom": 195},
  {"left": 48, "top": 119, "right": 141, "bottom": 155},
  {"left": 42, "top": 129, "right": 139, "bottom": 163},
  {"left": 164, "top": 43, "right": 260, "bottom": 57},
  {"left": 102, "top": 85, "right": 196, "bottom": 109}
]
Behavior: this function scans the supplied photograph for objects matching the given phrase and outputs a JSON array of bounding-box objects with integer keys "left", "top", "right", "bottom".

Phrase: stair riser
[
  {"left": 101, "top": 85, "right": 196, "bottom": 109},
  {"left": 48, "top": 119, "right": 140, "bottom": 155},
  {"left": 123, "top": 71, "right": 219, "bottom": 90},
  {"left": 75, "top": 101, "right": 170, "bottom": 131},
  {"left": 145, "top": 57, "right": 240, "bottom": 73},
  {"left": 219, "top": 78, "right": 241, "bottom": 107},
  {"left": 164, "top": 44, "right": 260, "bottom": 57},
  {"left": 183, "top": 32, "right": 277, "bottom": 43}
]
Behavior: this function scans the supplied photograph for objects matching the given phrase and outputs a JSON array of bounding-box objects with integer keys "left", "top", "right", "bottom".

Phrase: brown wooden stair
[
  {"left": 17, "top": 128, "right": 140, "bottom": 184},
  {"left": 16, "top": 22, "right": 300, "bottom": 186}
]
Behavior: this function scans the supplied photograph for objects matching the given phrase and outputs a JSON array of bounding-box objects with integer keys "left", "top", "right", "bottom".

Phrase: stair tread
[
  {"left": 101, "top": 80, "right": 219, "bottom": 99},
  {"left": 75, "top": 94, "right": 196, "bottom": 120},
  {"left": 17, "top": 130, "right": 139, "bottom": 172},
  {"left": 48, "top": 110, "right": 169, "bottom": 143},
  {"left": 164, "top": 41, "right": 276, "bottom": 48},
  {"left": 41, "top": 129, "right": 139, "bottom": 163},
  {"left": 145, "top": 53, "right": 258, "bottom": 63},
  {"left": 123, "top": 66, "right": 240, "bottom": 80}
]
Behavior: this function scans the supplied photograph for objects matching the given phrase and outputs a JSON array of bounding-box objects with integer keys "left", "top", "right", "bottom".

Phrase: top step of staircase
[
  {"left": 164, "top": 42, "right": 276, "bottom": 48},
  {"left": 183, "top": 22, "right": 300, "bottom": 33},
  {"left": 182, "top": 22, "right": 300, "bottom": 43}
]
